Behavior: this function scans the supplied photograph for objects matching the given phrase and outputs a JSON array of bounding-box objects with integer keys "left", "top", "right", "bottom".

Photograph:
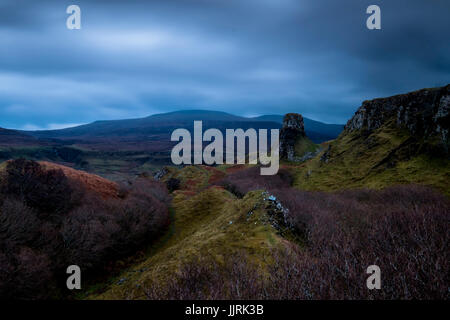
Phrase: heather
[
  {"left": 270, "top": 185, "right": 450, "bottom": 299},
  {"left": 0, "top": 159, "right": 170, "bottom": 299},
  {"left": 143, "top": 167, "right": 450, "bottom": 300}
]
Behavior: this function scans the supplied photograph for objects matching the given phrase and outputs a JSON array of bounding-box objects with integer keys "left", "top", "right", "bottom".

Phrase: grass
[
  {"left": 291, "top": 124, "right": 450, "bottom": 196},
  {"left": 84, "top": 121, "right": 449, "bottom": 298},
  {"left": 3, "top": 109, "right": 448, "bottom": 299},
  {"left": 162, "top": 165, "right": 210, "bottom": 192},
  {"left": 88, "top": 180, "right": 283, "bottom": 299},
  {"left": 294, "top": 136, "right": 319, "bottom": 156}
]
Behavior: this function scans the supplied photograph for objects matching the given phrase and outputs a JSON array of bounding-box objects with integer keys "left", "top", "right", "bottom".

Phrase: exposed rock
[
  {"left": 320, "top": 145, "right": 332, "bottom": 163},
  {"left": 280, "top": 113, "right": 306, "bottom": 161},
  {"left": 153, "top": 167, "right": 168, "bottom": 180},
  {"left": 345, "top": 85, "right": 450, "bottom": 152},
  {"left": 261, "top": 192, "right": 291, "bottom": 234}
]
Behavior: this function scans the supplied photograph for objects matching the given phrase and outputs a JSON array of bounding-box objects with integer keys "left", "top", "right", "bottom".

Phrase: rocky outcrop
[
  {"left": 280, "top": 113, "right": 306, "bottom": 161},
  {"left": 320, "top": 145, "right": 332, "bottom": 163},
  {"left": 153, "top": 167, "right": 168, "bottom": 180},
  {"left": 345, "top": 85, "right": 450, "bottom": 152}
]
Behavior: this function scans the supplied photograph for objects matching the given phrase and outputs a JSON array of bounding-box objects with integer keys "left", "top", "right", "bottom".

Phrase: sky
[{"left": 0, "top": 0, "right": 449, "bottom": 130}]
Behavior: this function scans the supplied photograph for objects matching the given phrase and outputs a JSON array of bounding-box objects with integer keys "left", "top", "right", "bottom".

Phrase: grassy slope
[
  {"left": 291, "top": 124, "right": 450, "bottom": 195},
  {"left": 294, "top": 136, "right": 320, "bottom": 156},
  {"left": 86, "top": 122, "right": 449, "bottom": 298},
  {"left": 86, "top": 167, "right": 282, "bottom": 299}
]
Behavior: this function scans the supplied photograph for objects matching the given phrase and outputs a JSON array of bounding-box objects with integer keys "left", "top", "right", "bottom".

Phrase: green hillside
[
  {"left": 291, "top": 123, "right": 449, "bottom": 195},
  {"left": 84, "top": 166, "right": 286, "bottom": 299}
]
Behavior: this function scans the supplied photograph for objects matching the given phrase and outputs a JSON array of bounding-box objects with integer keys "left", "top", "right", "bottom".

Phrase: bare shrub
[
  {"left": 166, "top": 178, "right": 181, "bottom": 193},
  {"left": 268, "top": 185, "right": 450, "bottom": 299},
  {"left": 143, "top": 253, "right": 265, "bottom": 300},
  {"left": 0, "top": 160, "right": 170, "bottom": 299},
  {"left": 143, "top": 185, "right": 449, "bottom": 300},
  {"left": 0, "top": 198, "right": 40, "bottom": 246},
  {"left": 218, "top": 166, "right": 293, "bottom": 197},
  {"left": 0, "top": 159, "right": 78, "bottom": 217}
]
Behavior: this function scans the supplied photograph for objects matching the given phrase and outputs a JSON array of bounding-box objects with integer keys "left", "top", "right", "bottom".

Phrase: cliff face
[
  {"left": 293, "top": 85, "right": 450, "bottom": 195},
  {"left": 279, "top": 113, "right": 306, "bottom": 161},
  {"left": 345, "top": 85, "right": 450, "bottom": 152}
]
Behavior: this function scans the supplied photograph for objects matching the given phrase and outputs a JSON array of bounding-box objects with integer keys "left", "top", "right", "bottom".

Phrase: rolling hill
[
  {"left": 0, "top": 110, "right": 343, "bottom": 180},
  {"left": 23, "top": 110, "right": 343, "bottom": 144},
  {"left": 1, "top": 86, "right": 449, "bottom": 300},
  {"left": 0, "top": 128, "right": 49, "bottom": 147}
]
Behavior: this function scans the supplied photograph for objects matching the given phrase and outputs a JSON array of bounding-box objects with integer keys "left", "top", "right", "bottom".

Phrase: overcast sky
[{"left": 0, "top": 0, "right": 449, "bottom": 130}]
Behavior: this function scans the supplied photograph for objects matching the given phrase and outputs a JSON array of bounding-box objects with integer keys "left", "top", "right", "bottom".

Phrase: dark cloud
[{"left": 0, "top": 0, "right": 449, "bottom": 129}]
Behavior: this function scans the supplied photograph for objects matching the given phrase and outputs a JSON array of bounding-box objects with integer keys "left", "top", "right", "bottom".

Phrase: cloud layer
[{"left": 0, "top": 0, "right": 449, "bottom": 129}]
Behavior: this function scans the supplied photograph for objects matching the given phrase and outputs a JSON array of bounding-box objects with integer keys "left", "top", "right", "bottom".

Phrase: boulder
[{"left": 279, "top": 113, "right": 306, "bottom": 161}]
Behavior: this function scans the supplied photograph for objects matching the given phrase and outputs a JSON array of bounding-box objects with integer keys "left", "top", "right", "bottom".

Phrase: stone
[
  {"left": 153, "top": 167, "right": 168, "bottom": 180},
  {"left": 280, "top": 113, "right": 306, "bottom": 161},
  {"left": 345, "top": 84, "right": 450, "bottom": 152},
  {"left": 320, "top": 145, "right": 332, "bottom": 163}
]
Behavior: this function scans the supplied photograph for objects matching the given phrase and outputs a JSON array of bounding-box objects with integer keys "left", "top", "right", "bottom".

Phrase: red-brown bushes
[
  {"left": 142, "top": 184, "right": 449, "bottom": 300},
  {"left": 0, "top": 159, "right": 80, "bottom": 218},
  {"left": 270, "top": 185, "right": 450, "bottom": 299},
  {"left": 0, "top": 198, "right": 40, "bottom": 246},
  {"left": 218, "top": 166, "right": 293, "bottom": 197},
  {"left": 143, "top": 253, "right": 265, "bottom": 300},
  {"left": 0, "top": 159, "right": 170, "bottom": 299}
]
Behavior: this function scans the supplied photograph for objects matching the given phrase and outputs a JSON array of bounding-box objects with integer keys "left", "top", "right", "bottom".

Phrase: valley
[
  {"left": 0, "top": 110, "right": 343, "bottom": 182},
  {"left": 0, "top": 85, "right": 449, "bottom": 300}
]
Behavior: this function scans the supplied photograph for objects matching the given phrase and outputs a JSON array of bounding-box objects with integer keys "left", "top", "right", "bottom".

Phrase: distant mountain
[
  {"left": 0, "top": 127, "right": 48, "bottom": 146},
  {"left": 24, "top": 110, "right": 343, "bottom": 144},
  {"left": 250, "top": 114, "right": 344, "bottom": 143},
  {"left": 0, "top": 110, "right": 343, "bottom": 175}
]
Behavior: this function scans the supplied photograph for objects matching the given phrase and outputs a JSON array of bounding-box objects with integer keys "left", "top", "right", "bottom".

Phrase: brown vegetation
[
  {"left": 218, "top": 166, "right": 293, "bottom": 197},
  {"left": 146, "top": 166, "right": 450, "bottom": 300},
  {"left": 0, "top": 159, "right": 170, "bottom": 299}
]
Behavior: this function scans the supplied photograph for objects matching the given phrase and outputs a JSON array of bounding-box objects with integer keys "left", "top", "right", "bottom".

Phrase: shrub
[
  {"left": 143, "top": 253, "right": 265, "bottom": 300},
  {"left": 166, "top": 178, "right": 181, "bottom": 193},
  {"left": 0, "top": 159, "right": 80, "bottom": 218},
  {"left": 218, "top": 166, "right": 293, "bottom": 197},
  {"left": 0, "top": 160, "right": 170, "bottom": 299},
  {"left": 269, "top": 185, "right": 450, "bottom": 299},
  {"left": 143, "top": 185, "right": 449, "bottom": 300}
]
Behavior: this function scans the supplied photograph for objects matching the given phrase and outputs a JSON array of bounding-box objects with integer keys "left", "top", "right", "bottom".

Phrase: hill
[
  {"left": 0, "top": 159, "right": 170, "bottom": 299},
  {"left": 38, "top": 161, "right": 119, "bottom": 198},
  {"left": 0, "top": 110, "right": 343, "bottom": 180},
  {"left": 86, "top": 164, "right": 449, "bottom": 299},
  {"left": 292, "top": 85, "right": 450, "bottom": 195},
  {"left": 0, "top": 128, "right": 49, "bottom": 147},
  {"left": 23, "top": 110, "right": 343, "bottom": 144},
  {"left": 2, "top": 82, "right": 450, "bottom": 299}
]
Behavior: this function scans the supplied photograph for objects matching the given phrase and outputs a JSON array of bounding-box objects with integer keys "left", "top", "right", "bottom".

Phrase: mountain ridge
[{"left": 17, "top": 110, "right": 343, "bottom": 144}]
